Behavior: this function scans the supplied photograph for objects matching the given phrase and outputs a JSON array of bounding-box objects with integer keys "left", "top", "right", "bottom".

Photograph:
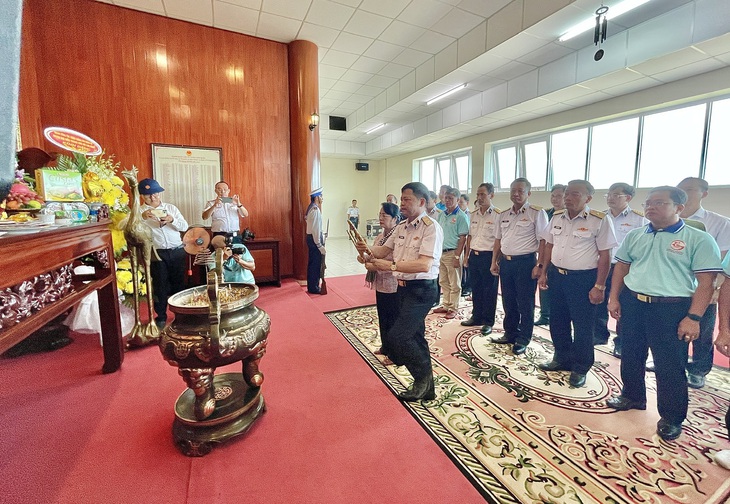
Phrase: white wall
[
  {"left": 320, "top": 157, "right": 383, "bottom": 238},
  {"left": 323, "top": 67, "right": 730, "bottom": 221}
]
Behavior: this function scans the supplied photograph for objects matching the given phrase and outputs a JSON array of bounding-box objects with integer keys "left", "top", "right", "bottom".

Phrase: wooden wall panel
[{"left": 18, "top": 0, "right": 293, "bottom": 276}]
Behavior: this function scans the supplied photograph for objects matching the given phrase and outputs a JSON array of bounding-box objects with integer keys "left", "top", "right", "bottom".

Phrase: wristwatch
[
  {"left": 686, "top": 313, "right": 702, "bottom": 322},
  {"left": 593, "top": 284, "right": 606, "bottom": 291},
  {"left": 390, "top": 261, "right": 397, "bottom": 271}
]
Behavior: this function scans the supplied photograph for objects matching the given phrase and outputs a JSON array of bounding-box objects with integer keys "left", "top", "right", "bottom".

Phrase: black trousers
[
  {"left": 389, "top": 280, "right": 438, "bottom": 382},
  {"left": 469, "top": 251, "right": 498, "bottom": 326},
  {"left": 306, "top": 234, "right": 322, "bottom": 293},
  {"left": 538, "top": 287, "right": 551, "bottom": 320},
  {"left": 376, "top": 290, "right": 399, "bottom": 360},
  {"left": 687, "top": 303, "right": 717, "bottom": 377},
  {"left": 150, "top": 247, "right": 187, "bottom": 323},
  {"left": 499, "top": 254, "right": 537, "bottom": 346},
  {"left": 619, "top": 289, "right": 691, "bottom": 425},
  {"left": 593, "top": 263, "right": 616, "bottom": 342},
  {"left": 547, "top": 266, "right": 598, "bottom": 375}
]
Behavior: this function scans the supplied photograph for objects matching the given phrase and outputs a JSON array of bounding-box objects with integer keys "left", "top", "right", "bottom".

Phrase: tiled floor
[{"left": 324, "top": 237, "right": 367, "bottom": 278}]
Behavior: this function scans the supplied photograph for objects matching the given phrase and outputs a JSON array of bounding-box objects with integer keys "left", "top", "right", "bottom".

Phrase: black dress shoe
[
  {"left": 534, "top": 317, "right": 549, "bottom": 326},
  {"left": 687, "top": 373, "right": 705, "bottom": 389},
  {"left": 481, "top": 325, "right": 493, "bottom": 335},
  {"left": 538, "top": 360, "right": 571, "bottom": 372},
  {"left": 657, "top": 418, "right": 682, "bottom": 441},
  {"left": 490, "top": 335, "right": 513, "bottom": 344},
  {"left": 569, "top": 372, "right": 586, "bottom": 388},
  {"left": 398, "top": 375, "right": 436, "bottom": 402},
  {"left": 512, "top": 343, "right": 527, "bottom": 355},
  {"left": 460, "top": 317, "right": 481, "bottom": 327},
  {"left": 606, "top": 395, "right": 646, "bottom": 411}
]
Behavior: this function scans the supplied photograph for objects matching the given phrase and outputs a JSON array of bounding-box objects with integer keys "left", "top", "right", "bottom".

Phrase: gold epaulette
[
  {"left": 631, "top": 209, "right": 645, "bottom": 217},
  {"left": 590, "top": 209, "right": 607, "bottom": 219},
  {"left": 553, "top": 209, "right": 566, "bottom": 214},
  {"left": 422, "top": 216, "right": 433, "bottom": 226},
  {"left": 494, "top": 207, "right": 502, "bottom": 214},
  {"left": 529, "top": 204, "right": 543, "bottom": 211}
]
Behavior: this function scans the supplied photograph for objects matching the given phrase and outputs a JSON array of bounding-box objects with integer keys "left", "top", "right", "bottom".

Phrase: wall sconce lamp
[{"left": 309, "top": 113, "right": 319, "bottom": 131}]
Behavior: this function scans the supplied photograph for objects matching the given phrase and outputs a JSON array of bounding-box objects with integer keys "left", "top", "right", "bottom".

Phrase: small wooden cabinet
[
  {"left": 0, "top": 221, "right": 124, "bottom": 373},
  {"left": 246, "top": 240, "right": 281, "bottom": 286}
]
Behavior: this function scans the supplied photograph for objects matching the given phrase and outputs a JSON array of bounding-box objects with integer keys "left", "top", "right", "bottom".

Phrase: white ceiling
[{"left": 95, "top": 0, "right": 730, "bottom": 159}]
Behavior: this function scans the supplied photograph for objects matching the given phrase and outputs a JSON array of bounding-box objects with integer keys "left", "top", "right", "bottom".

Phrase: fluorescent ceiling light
[
  {"left": 365, "top": 123, "right": 385, "bottom": 134},
  {"left": 426, "top": 84, "right": 467, "bottom": 106},
  {"left": 559, "top": 0, "right": 651, "bottom": 42}
]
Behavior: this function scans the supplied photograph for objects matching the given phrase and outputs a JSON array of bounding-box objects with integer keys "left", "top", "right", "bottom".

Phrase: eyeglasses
[
  {"left": 605, "top": 193, "right": 627, "bottom": 199},
  {"left": 642, "top": 201, "right": 673, "bottom": 208}
]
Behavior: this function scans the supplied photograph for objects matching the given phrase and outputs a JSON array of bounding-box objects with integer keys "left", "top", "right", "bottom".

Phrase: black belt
[
  {"left": 397, "top": 279, "right": 436, "bottom": 287},
  {"left": 213, "top": 231, "right": 239, "bottom": 237},
  {"left": 443, "top": 248, "right": 455, "bottom": 252},
  {"left": 626, "top": 289, "right": 690, "bottom": 304},
  {"left": 552, "top": 265, "right": 596, "bottom": 275},
  {"left": 503, "top": 253, "right": 535, "bottom": 260}
]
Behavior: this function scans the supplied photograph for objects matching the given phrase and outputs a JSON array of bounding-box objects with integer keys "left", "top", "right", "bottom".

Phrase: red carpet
[
  {"left": 305, "top": 273, "right": 376, "bottom": 312},
  {"left": 0, "top": 279, "right": 482, "bottom": 504}
]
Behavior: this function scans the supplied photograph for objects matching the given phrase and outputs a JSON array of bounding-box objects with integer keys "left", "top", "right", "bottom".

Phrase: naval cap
[{"left": 310, "top": 187, "right": 323, "bottom": 197}]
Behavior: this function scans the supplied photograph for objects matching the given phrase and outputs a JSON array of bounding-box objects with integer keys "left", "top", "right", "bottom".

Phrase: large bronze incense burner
[{"left": 159, "top": 257, "right": 270, "bottom": 456}]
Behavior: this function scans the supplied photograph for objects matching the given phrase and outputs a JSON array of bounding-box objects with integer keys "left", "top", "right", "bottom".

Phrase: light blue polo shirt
[
  {"left": 615, "top": 219, "right": 722, "bottom": 297},
  {"left": 437, "top": 207, "right": 469, "bottom": 250},
  {"left": 222, "top": 246, "right": 256, "bottom": 284},
  {"left": 722, "top": 252, "right": 730, "bottom": 278}
]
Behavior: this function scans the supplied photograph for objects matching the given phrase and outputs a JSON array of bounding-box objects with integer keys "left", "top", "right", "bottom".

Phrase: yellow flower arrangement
[
  {"left": 57, "top": 152, "right": 131, "bottom": 257},
  {"left": 116, "top": 258, "right": 147, "bottom": 296}
]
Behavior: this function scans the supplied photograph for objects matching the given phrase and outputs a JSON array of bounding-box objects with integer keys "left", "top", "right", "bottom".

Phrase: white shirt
[
  {"left": 305, "top": 204, "right": 325, "bottom": 251},
  {"left": 546, "top": 207, "right": 617, "bottom": 270},
  {"left": 605, "top": 206, "right": 648, "bottom": 263},
  {"left": 347, "top": 206, "right": 360, "bottom": 218},
  {"left": 384, "top": 212, "right": 443, "bottom": 280},
  {"left": 684, "top": 206, "right": 730, "bottom": 253},
  {"left": 468, "top": 205, "right": 500, "bottom": 252},
  {"left": 495, "top": 202, "right": 549, "bottom": 255},
  {"left": 204, "top": 200, "right": 241, "bottom": 233},
  {"left": 140, "top": 202, "right": 189, "bottom": 249}
]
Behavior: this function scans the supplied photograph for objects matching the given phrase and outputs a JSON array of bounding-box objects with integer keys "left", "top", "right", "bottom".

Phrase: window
[
  {"left": 705, "top": 98, "right": 730, "bottom": 186},
  {"left": 638, "top": 104, "right": 706, "bottom": 188},
  {"left": 522, "top": 140, "right": 548, "bottom": 189},
  {"left": 417, "top": 149, "right": 472, "bottom": 194},
  {"left": 419, "top": 158, "right": 435, "bottom": 190},
  {"left": 495, "top": 145, "right": 517, "bottom": 189},
  {"left": 588, "top": 118, "right": 639, "bottom": 189},
  {"left": 551, "top": 128, "right": 588, "bottom": 185},
  {"left": 489, "top": 95, "right": 729, "bottom": 191}
]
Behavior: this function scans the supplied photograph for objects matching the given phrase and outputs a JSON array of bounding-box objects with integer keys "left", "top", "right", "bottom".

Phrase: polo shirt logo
[{"left": 670, "top": 240, "right": 686, "bottom": 251}]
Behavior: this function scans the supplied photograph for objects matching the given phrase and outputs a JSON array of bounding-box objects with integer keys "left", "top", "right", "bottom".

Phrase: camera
[
  {"left": 242, "top": 228, "right": 255, "bottom": 242},
  {"left": 231, "top": 243, "right": 247, "bottom": 254}
]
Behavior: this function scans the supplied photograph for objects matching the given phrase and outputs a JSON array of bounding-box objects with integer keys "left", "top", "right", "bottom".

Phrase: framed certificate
[{"left": 151, "top": 144, "right": 222, "bottom": 227}]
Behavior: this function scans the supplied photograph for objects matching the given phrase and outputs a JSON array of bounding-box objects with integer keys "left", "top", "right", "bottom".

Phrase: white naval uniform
[
  {"left": 605, "top": 206, "right": 648, "bottom": 263},
  {"left": 383, "top": 212, "right": 443, "bottom": 280},
  {"left": 468, "top": 205, "right": 500, "bottom": 252},
  {"left": 547, "top": 207, "right": 618, "bottom": 270},
  {"left": 495, "top": 202, "right": 549, "bottom": 255}
]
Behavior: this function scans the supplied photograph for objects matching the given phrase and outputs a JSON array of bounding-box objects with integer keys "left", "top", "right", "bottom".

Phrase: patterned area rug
[{"left": 326, "top": 301, "right": 730, "bottom": 504}]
